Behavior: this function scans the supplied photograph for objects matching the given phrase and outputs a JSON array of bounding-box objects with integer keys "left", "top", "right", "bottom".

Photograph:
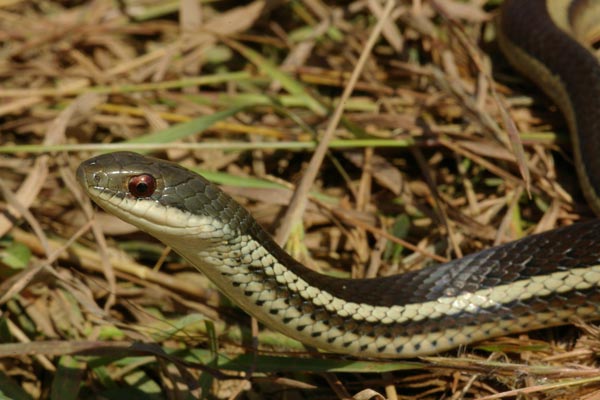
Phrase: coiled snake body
[{"left": 77, "top": 0, "right": 600, "bottom": 358}]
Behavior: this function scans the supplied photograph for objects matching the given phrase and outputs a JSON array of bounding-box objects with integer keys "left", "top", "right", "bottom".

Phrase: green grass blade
[
  {"left": 123, "top": 104, "right": 253, "bottom": 151},
  {"left": 226, "top": 39, "right": 326, "bottom": 115}
]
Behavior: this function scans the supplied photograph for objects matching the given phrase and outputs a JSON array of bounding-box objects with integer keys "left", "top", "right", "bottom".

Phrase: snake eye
[{"left": 128, "top": 174, "right": 157, "bottom": 198}]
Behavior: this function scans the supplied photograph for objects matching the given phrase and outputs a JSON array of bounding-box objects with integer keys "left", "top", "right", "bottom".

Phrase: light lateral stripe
[
  {"left": 87, "top": 184, "right": 600, "bottom": 357},
  {"left": 237, "top": 234, "right": 600, "bottom": 324},
  {"left": 92, "top": 190, "right": 600, "bottom": 328}
]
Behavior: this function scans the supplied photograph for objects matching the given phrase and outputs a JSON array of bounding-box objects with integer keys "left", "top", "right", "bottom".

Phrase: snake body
[
  {"left": 76, "top": 1, "right": 600, "bottom": 358},
  {"left": 498, "top": 0, "right": 600, "bottom": 213},
  {"left": 77, "top": 152, "right": 600, "bottom": 358}
]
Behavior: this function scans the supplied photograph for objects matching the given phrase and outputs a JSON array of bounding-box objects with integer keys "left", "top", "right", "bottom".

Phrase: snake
[{"left": 76, "top": 0, "right": 600, "bottom": 358}]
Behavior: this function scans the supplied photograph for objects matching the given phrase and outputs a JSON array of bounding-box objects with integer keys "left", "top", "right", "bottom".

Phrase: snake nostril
[{"left": 91, "top": 171, "right": 106, "bottom": 185}]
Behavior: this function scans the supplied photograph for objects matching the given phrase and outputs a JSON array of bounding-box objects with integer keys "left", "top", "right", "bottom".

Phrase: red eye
[{"left": 128, "top": 174, "right": 157, "bottom": 198}]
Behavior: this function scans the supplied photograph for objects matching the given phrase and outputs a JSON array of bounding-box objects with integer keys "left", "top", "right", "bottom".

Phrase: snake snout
[
  {"left": 76, "top": 157, "right": 113, "bottom": 193},
  {"left": 75, "top": 162, "right": 87, "bottom": 188}
]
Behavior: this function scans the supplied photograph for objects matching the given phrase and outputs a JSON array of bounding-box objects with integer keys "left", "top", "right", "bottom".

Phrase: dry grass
[{"left": 1, "top": 0, "right": 600, "bottom": 399}]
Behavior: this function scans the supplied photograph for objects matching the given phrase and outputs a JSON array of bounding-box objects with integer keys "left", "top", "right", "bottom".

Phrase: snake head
[{"left": 76, "top": 151, "right": 246, "bottom": 245}]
